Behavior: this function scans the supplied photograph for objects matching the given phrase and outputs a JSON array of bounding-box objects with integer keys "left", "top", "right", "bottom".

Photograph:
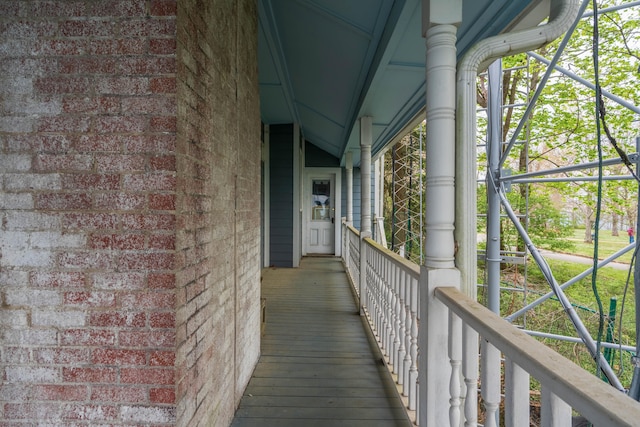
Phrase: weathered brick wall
[
  {"left": 0, "top": 1, "right": 259, "bottom": 425},
  {"left": 0, "top": 0, "right": 178, "bottom": 425},
  {"left": 175, "top": 0, "right": 261, "bottom": 426}
]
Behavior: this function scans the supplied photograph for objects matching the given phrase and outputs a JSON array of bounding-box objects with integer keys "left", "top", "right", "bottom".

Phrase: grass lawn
[
  {"left": 556, "top": 228, "right": 635, "bottom": 264},
  {"left": 479, "top": 256, "right": 638, "bottom": 388}
]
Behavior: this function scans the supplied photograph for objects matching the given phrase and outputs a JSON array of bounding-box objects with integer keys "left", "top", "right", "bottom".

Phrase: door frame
[{"left": 302, "top": 167, "right": 342, "bottom": 257}]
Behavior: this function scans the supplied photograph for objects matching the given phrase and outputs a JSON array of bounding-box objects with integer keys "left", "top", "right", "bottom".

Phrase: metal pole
[
  {"left": 523, "top": 328, "right": 635, "bottom": 352},
  {"left": 509, "top": 175, "right": 637, "bottom": 184},
  {"left": 499, "top": 0, "right": 591, "bottom": 170},
  {"left": 603, "top": 297, "right": 618, "bottom": 367},
  {"left": 486, "top": 60, "right": 502, "bottom": 314},
  {"left": 505, "top": 243, "right": 635, "bottom": 322},
  {"left": 527, "top": 51, "right": 640, "bottom": 115},
  {"left": 629, "top": 136, "right": 640, "bottom": 400},
  {"left": 501, "top": 153, "right": 639, "bottom": 182},
  {"left": 499, "top": 189, "right": 624, "bottom": 391},
  {"left": 582, "top": 1, "right": 640, "bottom": 18}
]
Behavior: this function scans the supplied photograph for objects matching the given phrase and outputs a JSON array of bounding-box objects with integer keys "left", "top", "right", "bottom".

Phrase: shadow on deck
[{"left": 231, "top": 257, "right": 413, "bottom": 427}]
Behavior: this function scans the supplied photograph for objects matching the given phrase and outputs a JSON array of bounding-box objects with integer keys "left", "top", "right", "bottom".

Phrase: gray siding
[
  {"left": 341, "top": 168, "right": 362, "bottom": 230},
  {"left": 269, "top": 124, "right": 294, "bottom": 267},
  {"left": 305, "top": 141, "right": 340, "bottom": 167}
]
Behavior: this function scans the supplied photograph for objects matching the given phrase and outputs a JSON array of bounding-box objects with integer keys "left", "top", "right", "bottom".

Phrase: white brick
[
  {"left": 3, "top": 94, "right": 60, "bottom": 115},
  {"left": 0, "top": 309, "right": 28, "bottom": 326},
  {"left": 66, "top": 405, "right": 116, "bottom": 422},
  {"left": 30, "top": 231, "right": 85, "bottom": 249},
  {"left": 0, "top": 116, "right": 34, "bottom": 133},
  {"left": 0, "top": 77, "right": 32, "bottom": 94},
  {"left": 0, "top": 231, "right": 29, "bottom": 249},
  {"left": 5, "top": 366, "right": 60, "bottom": 383},
  {"left": 3, "top": 173, "right": 62, "bottom": 191},
  {"left": 32, "top": 309, "right": 85, "bottom": 328},
  {"left": 1, "top": 329, "right": 57, "bottom": 346},
  {"left": 0, "top": 248, "right": 53, "bottom": 268},
  {"left": 0, "top": 154, "right": 31, "bottom": 172},
  {"left": 4, "top": 211, "right": 60, "bottom": 230},
  {"left": 121, "top": 406, "right": 176, "bottom": 424},
  {"left": 0, "top": 271, "right": 28, "bottom": 288},
  {"left": 5, "top": 289, "right": 61, "bottom": 307},
  {"left": 0, "top": 193, "right": 33, "bottom": 209}
]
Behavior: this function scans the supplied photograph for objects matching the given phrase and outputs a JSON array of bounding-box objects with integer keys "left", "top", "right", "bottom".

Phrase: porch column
[
  {"left": 346, "top": 151, "right": 353, "bottom": 225},
  {"left": 419, "top": 1, "right": 462, "bottom": 427},
  {"left": 360, "top": 116, "right": 372, "bottom": 236},
  {"left": 359, "top": 116, "right": 373, "bottom": 316}
]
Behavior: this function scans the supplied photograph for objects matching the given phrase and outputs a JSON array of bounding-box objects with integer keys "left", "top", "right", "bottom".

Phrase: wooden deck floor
[{"left": 231, "top": 257, "right": 413, "bottom": 427}]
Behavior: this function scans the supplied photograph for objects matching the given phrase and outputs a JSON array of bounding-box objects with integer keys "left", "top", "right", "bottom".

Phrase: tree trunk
[
  {"left": 612, "top": 212, "right": 619, "bottom": 236},
  {"left": 584, "top": 216, "right": 593, "bottom": 243}
]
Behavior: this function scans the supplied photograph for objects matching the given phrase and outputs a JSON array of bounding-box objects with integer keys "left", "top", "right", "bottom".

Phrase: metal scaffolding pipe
[
  {"left": 582, "top": 1, "right": 640, "bottom": 18},
  {"left": 523, "top": 329, "right": 636, "bottom": 353},
  {"left": 528, "top": 51, "right": 640, "bottom": 115},
  {"left": 498, "top": 190, "right": 624, "bottom": 390},
  {"left": 505, "top": 243, "right": 635, "bottom": 323},
  {"left": 486, "top": 60, "right": 502, "bottom": 314},
  {"left": 499, "top": 0, "right": 591, "bottom": 170},
  {"left": 509, "top": 175, "right": 636, "bottom": 184},
  {"left": 501, "top": 153, "right": 638, "bottom": 182}
]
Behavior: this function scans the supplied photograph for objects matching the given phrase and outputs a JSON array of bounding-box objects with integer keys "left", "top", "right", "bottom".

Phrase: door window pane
[{"left": 312, "top": 180, "right": 330, "bottom": 220}]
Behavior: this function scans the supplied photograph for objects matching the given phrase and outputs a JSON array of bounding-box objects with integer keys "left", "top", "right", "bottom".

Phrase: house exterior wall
[
  {"left": 268, "top": 124, "right": 294, "bottom": 267},
  {"left": 176, "top": 0, "right": 261, "bottom": 425},
  {"left": 305, "top": 141, "right": 339, "bottom": 168},
  {"left": 0, "top": 1, "right": 261, "bottom": 426}
]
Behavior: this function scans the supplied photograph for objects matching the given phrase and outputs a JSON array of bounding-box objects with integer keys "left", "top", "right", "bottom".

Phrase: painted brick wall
[
  {"left": 0, "top": 1, "right": 179, "bottom": 424},
  {"left": 175, "top": 0, "right": 261, "bottom": 426},
  {"left": 0, "top": 0, "right": 260, "bottom": 426}
]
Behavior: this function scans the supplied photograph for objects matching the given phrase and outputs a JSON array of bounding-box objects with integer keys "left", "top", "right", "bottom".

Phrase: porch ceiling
[{"left": 258, "top": 0, "right": 547, "bottom": 165}]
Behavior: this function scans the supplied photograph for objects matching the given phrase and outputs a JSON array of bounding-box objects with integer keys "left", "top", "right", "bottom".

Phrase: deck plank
[{"left": 231, "top": 257, "right": 413, "bottom": 427}]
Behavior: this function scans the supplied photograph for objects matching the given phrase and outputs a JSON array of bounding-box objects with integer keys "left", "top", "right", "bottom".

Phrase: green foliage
[
  {"left": 476, "top": 0, "right": 640, "bottom": 391},
  {"left": 477, "top": 183, "right": 575, "bottom": 251},
  {"left": 520, "top": 186, "right": 575, "bottom": 251},
  {"left": 487, "top": 258, "right": 637, "bottom": 388}
]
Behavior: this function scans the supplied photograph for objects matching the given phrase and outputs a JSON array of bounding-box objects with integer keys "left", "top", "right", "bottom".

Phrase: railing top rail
[
  {"left": 346, "top": 224, "right": 360, "bottom": 237},
  {"left": 364, "top": 237, "right": 420, "bottom": 278},
  {"left": 435, "top": 286, "right": 640, "bottom": 427}
]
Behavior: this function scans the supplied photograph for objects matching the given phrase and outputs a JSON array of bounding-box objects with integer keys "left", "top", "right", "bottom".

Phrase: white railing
[
  {"left": 340, "top": 227, "right": 640, "bottom": 426},
  {"left": 362, "top": 237, "right": 420, "bottom": 413},
  {"left": 431, "top": 285, "right": 640, "bottom": 427},
  {"left": 340, "top": 227, "right": 420, "bottom": 414},
  {"left": 342, "top": 222, "right": 360, "bottom": 297}
]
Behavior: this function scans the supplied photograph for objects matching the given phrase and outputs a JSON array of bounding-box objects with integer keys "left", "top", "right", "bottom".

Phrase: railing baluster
[
  {"left": 505, "top": 357, "right": 529, "bottom": 427},
  {"left": 403, "top": 272, "right": 412, "bottom": 396},
  {"left": 366, "top": 247, "right": 376, "bottom": 324},
  {"left": 378, "top": 255, "right": 387, "bottom": 353},
  {"left": 463, "top": 324, "right": 478, "bottom": 427},
  {"left": 389, "top": 264, "right": 399, "bottom": 368},
  {"left": 384, "top": 262, "right": 393, "bottom": 358},
  {"left": 541, "top": 386, "right": 571, "bottom": 427},
  {"left": 371, "top": 254, "right": 380, "bottom": 341},
  {"left": 379, "top": 256, "right": 387, "bottom": 352},
  {"left": 374, "top": 250, "right": 381, "bottom": 336},
  {"left": 481, "top": 340, "right": 500, "bottom": 427},
  {"left": 449, "top": 311, "right": 462, "bottom": 427},
  {"left": 397, "top": 270, "right": 407, "bottom": 385},
  {"left": 408, "top": 275, "right": 419, "bottom": 411}
]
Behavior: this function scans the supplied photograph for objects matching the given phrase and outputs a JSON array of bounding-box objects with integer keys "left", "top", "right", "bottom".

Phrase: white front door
[{"left": 306, "top": 176, "right": 335, "bottom": 254}]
